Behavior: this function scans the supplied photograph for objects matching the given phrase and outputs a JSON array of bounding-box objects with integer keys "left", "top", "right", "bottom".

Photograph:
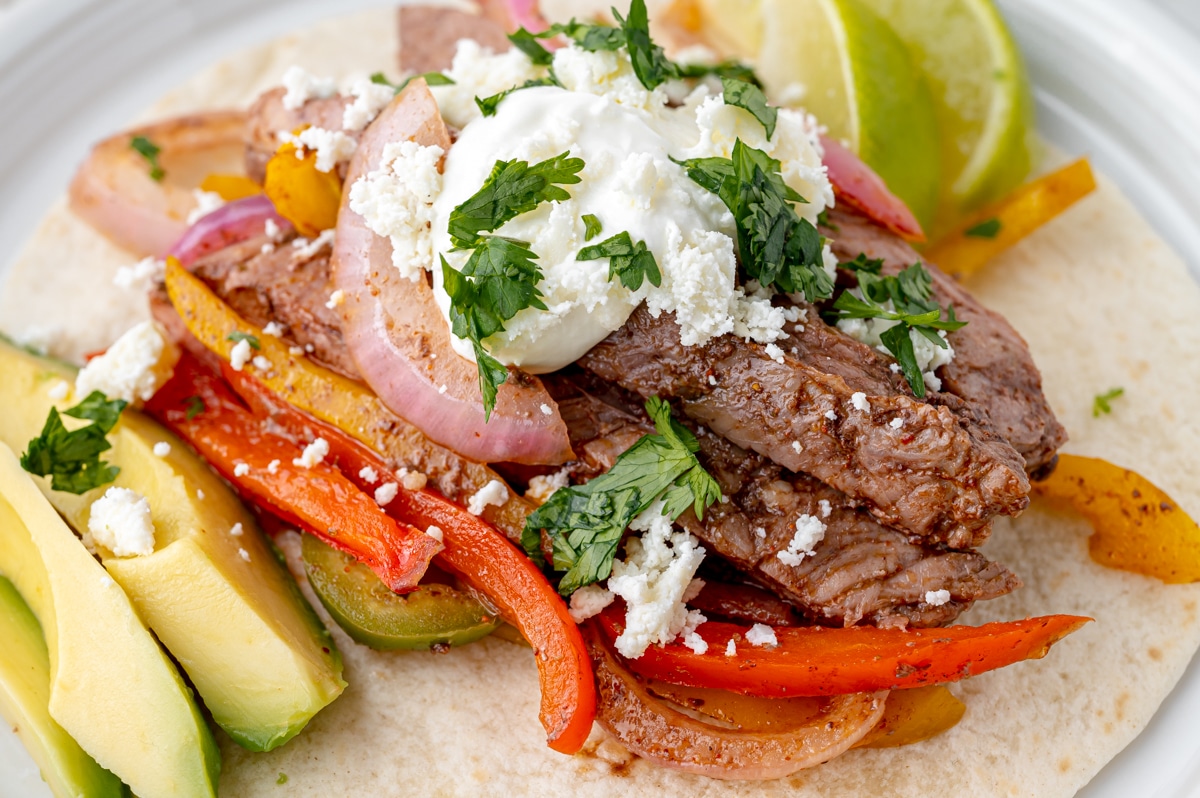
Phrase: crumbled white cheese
[
  {"left": 267, "top": 459, "right": 280, "bottom": 475},
  {"left": 293, "top": 438, "right": 330, "bottom": 468},
  {"left": 553, "top": 42, "right": 666, "bottom": 113},
  {"left": 397, "top": 468, "right": 428, "bottom": 492},
  {"left": 349, "top": 140, "right": 444, "bottom": 281},
  {"left": 836, "top": 294, "right": 956, "bottom": 389},
  {"left": 186, "top": 190, "right": 225, "bottom": 225},
  {"left": 325, "top": 289, "right": 345, "bottom": 309},
  {"left": 753, "top": 526, "right": 767, "bottom": 539},
  {"left": 568, "top": 584, "right": 616, "bottom": 624},
  {"left": 425, "top": 525, "right": 444, "bottom": 543},
  {"left": 260, "top": 242, "right": 275, "bottom": 255},
  {"left": 725, "top": 637, "right": 737, "bottom": 657},
  {"left": 777, "top": 514, "right": 826, "bottom": 566},
  {"left": 791, "top": 441, "right": 803, "bottom": 454},
  {"left": 764, "top": 343, "right": 785, "bottom": 364},
  {"left": 152, "top": 441, "right": 170, "bottom": 457},
  {"left": 113, "top": 256, "right": 164, "bottom": 292},
  {"left": 280, "top": 127, "right": 358, "bottom": 173},
  {"left": 358, "top": 465, "right": 379, "bottom": 484},
  {"left": 264, "top": 219, "right": 281, "bottom": 239},
  {"left": 467, "top": 479, "right": 509, "bottom": 515},
  {"left": 88, "top": 487, "right": 155, "bottom": 557},
  {"left": 850, "top": 392, "right": 871, "bottom": 412},
  {"left": 817, "top": 499, "right": 832, "bottom": 518},
  {"left": 229, "top": 339, "right": 252, "bottom": 372},
  {"left": 238, "top": 547, "right": 251, "bottom": 562},
  {"left": 374, "top": 482, "right": 399, "bottom": 506},
  {"left": 288, "top": 346, "right": 305, "bottom": 356},
  {"left": 429, "top": 38, "right": 544, "bottom": 128},
  {"left": 262, "top": 321, "right": 285, "bottom": 337},
  {"left": 605, "top": 502, "right": 707, "bottom": 659},
  {"left": 196, "top": 489, "right": 205, "bottom": 501},
  {"left": 539, "top": 403, "right": 553, "bottom": 416},
  {"left": 233, "top": 463, "right": 250, "bottom": 477},
  {"left": 47, "top": 380, "right": 69, "bottom": 401},
  {"left": 230, "top": 522, "right": 244, "bottom": 537},
  {"left": 251, "top": 355, "right": 272, "bottom": 372},
  {"left": 890, "top": 417, "right": 905, "bottom": 429},
  {"left": 745, "top": 623, "right": 778, "bottom": 648},
  {"left": 824, "top": 409, "right": 837, "bottom": 421},
  {"left": 678, "top": 609, "right": 709, "bottom": 655},
  {"left": 291, "top": 228, "right": 337, "bottom": 260},
  {"left": 12, "top": 324, "right": 62, "bottom": 356},
  {"left": 76, "top": 321, "right": 180, "bottom": 405},
  {"left": 342, "top": 77, "right": 396, "bottom": 131},
  {"left": 280, "top": 65, "right": 337, "bottom": 110},
  {"left": 526, "top": 467, "right": 572, "bottom": 503},
  {"left": 925, "top": 589, "right": 951, "bottom": 607}
]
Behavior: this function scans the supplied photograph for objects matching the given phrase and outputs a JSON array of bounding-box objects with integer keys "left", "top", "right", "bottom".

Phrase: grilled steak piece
[
  {"left": 398, "top": 4, "right": 512, "bottom": 75},
  {"left": 244, "top": 88, "right": 354, "bottom": 185},
  {"left": 547, "top": 374, "right": 1020, "bottom": 628},
  {"left": 186, "top": 231, "right": 360, "bottom": 380},
  {"left": 578, "top": 307, "right": 1030, "bottom": 549},
  {"left": 823, "top": 209, "right": 1068, "bottom": 474}
]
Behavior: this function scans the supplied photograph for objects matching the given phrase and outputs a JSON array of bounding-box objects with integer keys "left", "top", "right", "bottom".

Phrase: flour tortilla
[{"left": 2, "top": 6, "right": 1199, "bottom": 796}]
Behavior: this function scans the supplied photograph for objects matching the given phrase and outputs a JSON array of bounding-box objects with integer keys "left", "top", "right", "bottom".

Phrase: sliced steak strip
[
  {"left": 823, "top": 209, "right": 1068, "bottom": 473},
  {"left": 244, "top": 87, "right": 354, "bottom": 185},
  {"left": 186, "top": 231, "right": 360, "bottom": 380},
  {"left": 546, "top": 375, "right": 1020, "bottom": 628},
  {"left": 578, "top": 306, "right": 1030, "bottom": 549},
  {"left": 398, "top": 4, "right": 512, "bottom": 75}
]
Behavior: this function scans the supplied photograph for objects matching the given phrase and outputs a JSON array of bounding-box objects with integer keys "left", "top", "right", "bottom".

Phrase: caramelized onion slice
[
  {"left": 588, "top": 627, "right": 886, "bottom": 780},
  {"left": 69, "top": 111, "right": 247, "bottom": 257},
  {"left": 332, "top": 80, "right": 574, "bottom": 465}
]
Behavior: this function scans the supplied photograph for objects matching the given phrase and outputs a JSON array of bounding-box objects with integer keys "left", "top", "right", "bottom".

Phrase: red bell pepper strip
[
  {"left": 594, "top": 605, "right": 1089, "bottom": 697},
  {"left": 821, "top": 135, "right": 926, "bottom": 243},
  {"left": 221, "top": 365, "right": 597, "bottom": 754},
  {"left": 146, "top": 352, "right": 440, "bottom": 593}
]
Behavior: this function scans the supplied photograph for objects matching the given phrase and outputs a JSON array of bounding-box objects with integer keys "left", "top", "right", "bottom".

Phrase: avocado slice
[
  {"left": 0, "top": 574, "right": 130, "bottom": 798},
  {"left": 0, "top": 442, "right": 219, "bottom": 798},
  {"left": 0, "top": 339, "right": 345, "bottom": 751}
]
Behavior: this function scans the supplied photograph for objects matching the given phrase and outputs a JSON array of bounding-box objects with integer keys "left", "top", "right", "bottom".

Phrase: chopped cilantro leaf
[
  {"left": 582, "top": 213, "right": 603, "bottom": 241},
  {"left": 130, "top": 136, "right": 164, "bottom": 182},
  {"left": 371, "top": 71, "right": 455, "bottom": 94},
  {"left": 613, "top": 0, "right": 676, "bottom": 90},
  {"left": 20, "top": 391, "right": 127, "bottom": 494},
  {"left": 828, "top": 258, "right": 968, "bottom": 397},
  {"left": 276, "top": 773, "right": 289, "bottom": 785},
  {"left": 522, "top": 397, "right": 721, "bottom": 593},
  {"left": 965, "top": 217, "right": 1003, "bottom": 239},
  {"left": 676, "top": 59, "right": 761, "bottom": 86},
  {"left": 677, "top": 140, "right": 832, "bottom": 301},
  {"left": 475, "top": 74, "right": 562, "bottom": 117},
  {"left": 508, "top": 28, "right": 554, "bottom": 65},
  {"left": 544, "top": 18, "right": 626, "bottom": 51},
  {"left": 448, "top": 152, "right": 583, "bottom": 248},
  {"left": 722, "top": 77, "right": 776, "bottom": 139},
  {"left": 226, "top": 331, "right": 260, "bottom": 350},
  {"left": 184, "top": 395, "right": 206, "bottom": 420},
  {"left": 1093, "top": 387, "right": 1125, "bottom": 417},
  {"left": 577, "top": 231, "right": 661, "bottom": 290},
  {"left": 816, "top": 208, "right": 837, "bottom": 231}
]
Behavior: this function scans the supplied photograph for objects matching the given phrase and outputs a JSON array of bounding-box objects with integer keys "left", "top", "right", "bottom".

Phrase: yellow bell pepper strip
[
  {"left": 1032, "top": 453, "right": 1200, "bottom": 583},
  {"left": 594, "top": 604, "right": 1089, "bottom": 697},
  {"left": 925, "top": 158, "right": 1097, "bottom": 276},
  {"left": 199, "top": 173, "right": 263, "bottom": 201},
  {"left": 853, "top": 685, "right": 965, "bottom": 749},
  {"left": 220, "top": 363, "right": 596, "bottom": 754},
  {"left": 162, "top": 257, "right": 533, "bottom": 539},
  {"left": 145, "top": 351, "right": 440, "bottom": 594},
  {"left": 263, "top": 141, "right": 341, "bottom": 236}
]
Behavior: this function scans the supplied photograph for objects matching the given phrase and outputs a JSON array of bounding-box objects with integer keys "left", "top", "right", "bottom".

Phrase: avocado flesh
[
  {"left": 0, "top": 339, "right": 346, "bottom": 751},
  {"left": 0, "top": 574, "right": 130, "bottom": 798},
  {"left": 0, "top": 443, "right": 220, "bottom": 798}
]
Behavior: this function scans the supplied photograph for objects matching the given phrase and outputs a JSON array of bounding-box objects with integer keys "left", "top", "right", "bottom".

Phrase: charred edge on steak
[{"left": 546, "top": 371, "right": 1021, "bottom": 629}]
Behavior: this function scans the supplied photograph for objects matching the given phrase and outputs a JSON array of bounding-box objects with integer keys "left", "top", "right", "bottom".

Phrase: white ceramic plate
[{"left": 1, "top": 1, "right": 1198, "bottom": 796}]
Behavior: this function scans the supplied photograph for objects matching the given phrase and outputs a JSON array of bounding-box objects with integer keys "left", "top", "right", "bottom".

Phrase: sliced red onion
[
  {"left": 167, "top": 195, "right": 292, "bottom": 268},
  {"left": 332, "top": 80, "right": 574, "bottom": 466},
  {"left": 821, "top": 135, "right": 926, "bottom": 242}
]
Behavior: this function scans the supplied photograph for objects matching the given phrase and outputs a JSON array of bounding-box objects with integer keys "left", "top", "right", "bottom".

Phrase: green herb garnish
[
  {"left": 582, "top": 213, "right": 603, "bottom": 241},
  {"left": 130, "top": 136, "right": 164, "bottom": 182},
  {"left": 522, "top": 397, "right": 721, "bottom": 593},
  {"left": 507, "top": 28, "right": 556, "bottom": 65},
  {"left": 577, "top": 231, "right": 661, "bottom": 291},
  {"left": 613, "top": 0, "right": 675, "bottom": 90},
  {"left": 20, "top": 391, "right": 128, "bottom": 494},
  {"left": 226, "top": 331, "right": 260, "bottom": 350},
  {"left": 475, "top": 74, "right": 562, "bottom": 117},
  {"left": 184, "top": 395, "right": 206, "bottom": 421},
  {"left": 677, "top": 139, "right": 831, "bottom": 301},
  {"left": 371, "top": 71, "right": 455, "bottom": 94},
  {"left": 722, "top": 77, "right": 776, "bottom": 139},
  {"left": 965, "top": 217, "right": 1003, "bottom": 239},
  {"left": 1093, "top": 387, "right": 1125, "bottom": 417},
  {"left": 448, "top": 153, "right": 584, "bottom": 248},
  {"left": 829, "top": 255, "right": 968, "bottom": 397}
]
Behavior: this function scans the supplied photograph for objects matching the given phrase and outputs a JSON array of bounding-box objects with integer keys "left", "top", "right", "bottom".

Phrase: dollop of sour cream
[{"left": 357, "top": 41, "right": 836, "bottom": 373}]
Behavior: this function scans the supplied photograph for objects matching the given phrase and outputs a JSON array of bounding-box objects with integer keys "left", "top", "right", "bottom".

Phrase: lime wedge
[
  {"left": 755, "top": 0, "right": 941, "bottom": 228},
  {"left": 855, "top": 0, "right": 1035, "bottom": 229},
  {"left": 691, "top": 0, "right": 764, "bottom": 56}
]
